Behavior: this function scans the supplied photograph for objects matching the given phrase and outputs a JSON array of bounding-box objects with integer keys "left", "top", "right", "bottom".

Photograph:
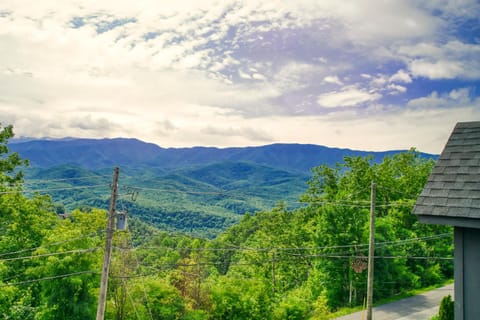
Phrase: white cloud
[
  {"left": 407, "top": 88, "right": 474, "bottom": 109},
  {"left": 389, "top": 69, "right": 412, "bottom": 83},
  {"left": 397, "top": 41, "right": 480, "bottom": 80},
  {"left": 317, "top": 88, "right": 381, "bottom": 108},
  {"left": 273, "top": 62, "right": 326, "bottom": 91},
  {"left": 69, "top": 115, "right": 113, "bottom": 132},
  {"left": 410, "top": 59, "right": 464, "bottom": 80},
  {"left": 418, "top": 0, "right": 480, "bottom": 20},
  {"left": 369, "top": 75, "right": 388, "bottom": 88},
  {"left": 323, "top": 75, "right": 343, "bottom": 85},
  {"left": 192, "top": 99, "right": 480, "bottom": 153},
  {"left": 298, "top": 0, "right": 439, "bottom": 44},
  {"left": 201, "top": 125, "right": 273, "bottom": 142},
  {"left": 251, "top": 73, "right": 266, "bottom": 81},
  {"left": 387, "top": 84, "right": 407, "bottom": 94},
  {"left": 238, "top": 69, "right": 252, "bottom": 79},
  {"left": 448, "top": 88, "right": 471, "bottom": 102},
  {"left": 407, "top": 92, "right": 448, "bottom": 109}
]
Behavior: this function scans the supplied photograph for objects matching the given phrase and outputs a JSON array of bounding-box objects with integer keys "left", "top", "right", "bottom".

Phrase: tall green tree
[
  {"left": 299, "top": 150, "right": 451, "bottom": 308},
  {"left": 0, "top": 124, "right": 28, "bottom": 188},
  {"left": 31, "top": 209, "right": 105, "bottom": 320},
  {"left": 0, "top": 125, "right": 56, "bottom": 318}
]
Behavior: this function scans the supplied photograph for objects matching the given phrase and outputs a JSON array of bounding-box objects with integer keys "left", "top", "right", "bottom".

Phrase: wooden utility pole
[
  {"left": 96, "top": 167, "right": 120, "bottom": 320},
  {"left": 366, "top": 181, "right": 376, "bottom": 320}
]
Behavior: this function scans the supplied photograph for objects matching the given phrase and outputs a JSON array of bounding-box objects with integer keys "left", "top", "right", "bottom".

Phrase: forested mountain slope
[
  {"left": 23, "top": 162, "right": 309, "bottom": 237},
  {"left": 10, "top": 138, "right": 437, "bottom": 173},
  {"left": 13, "top": 138, "right": 437, "bottom": 237}
]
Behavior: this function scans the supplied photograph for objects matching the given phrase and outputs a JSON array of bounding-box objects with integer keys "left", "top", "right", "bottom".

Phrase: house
[{"left": 412, "top": 121, "right": 480, "bottom": 320}]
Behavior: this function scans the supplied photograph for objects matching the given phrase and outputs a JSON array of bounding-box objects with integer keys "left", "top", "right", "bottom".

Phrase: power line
[
  {"left": 24, "top": 184, "right": 108, "bottom": 193},
  {"left": 125, "top": 233, "right": 451, "bottom": 253},
  {"left": 23, "top": 175, "right": 110, "bottom": 184},
  {"left": 139, "top": 191, "right": 414, "bottom": 209},
  {"left": 124, "top": 185, "right": 224, "bottom": 196},
  {"left": 5, "top": 171, "right": 426, "bottom": 215},
  {"left": 108, "top": 253, "right": 453, "bottom": 278},
  {"left": 0, "top": 230, "right": 104, "bottom": 258},
  {"left": 0, "top": 184, "right": 108, "bottom": 195},
  {"left": 126, "top": 232, "right": 154, "bottom": 320},
  {"left": 298, "top": 254, "right": 454, "bottom": 261},
  {"left": 0, "top": 248, "right": 99, "bottom": 262},
  {"left": 124, "top": 278, "right": 141, "bottom": 320},
  {"left": 0, "top": 270, "right": 97, "bottom": 288}
]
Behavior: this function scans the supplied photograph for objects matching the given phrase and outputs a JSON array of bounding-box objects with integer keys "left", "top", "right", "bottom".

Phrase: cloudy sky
[{"left": 1, "top": 0, "right": 479, "bottom": 153}]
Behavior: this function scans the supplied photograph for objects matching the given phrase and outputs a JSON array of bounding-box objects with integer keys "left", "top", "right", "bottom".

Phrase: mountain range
[
  {"left": 10, "top": 138, "right": 437, "bottom": 237},
  {"left": 10, "top": 138, "right": 435, "bottom": 173}
]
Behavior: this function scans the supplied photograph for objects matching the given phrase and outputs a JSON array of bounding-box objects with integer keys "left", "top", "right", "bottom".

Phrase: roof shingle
[{"left": 413, "top": 121, "right": 480, "bottom": 220}]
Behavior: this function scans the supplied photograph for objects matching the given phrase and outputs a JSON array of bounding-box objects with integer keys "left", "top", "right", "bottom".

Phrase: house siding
[{"left": 454, "top": 227, "right": 480, "bottom": 320}]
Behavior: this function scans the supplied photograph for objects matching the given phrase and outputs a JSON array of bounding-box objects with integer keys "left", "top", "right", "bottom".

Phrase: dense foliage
[
  {"left": 1, "top": 124, "right": 453, "bottom": 319},
  {"left": 24, "top": 162, "right": 309, "bottom": 238}
]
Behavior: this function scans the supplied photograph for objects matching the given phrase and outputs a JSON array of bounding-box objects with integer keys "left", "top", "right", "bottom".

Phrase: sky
[{"left": 0, "top": 0, "right": 479, "bottom": 154}]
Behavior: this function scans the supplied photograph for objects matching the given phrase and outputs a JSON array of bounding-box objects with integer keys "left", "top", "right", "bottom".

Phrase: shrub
[{"left": 438, "top": 294, "right": 454, "bottom": 320}]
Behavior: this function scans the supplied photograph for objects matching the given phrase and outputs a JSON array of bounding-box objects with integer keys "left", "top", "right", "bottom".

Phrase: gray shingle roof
[{"left": 413, "top": 121, "right": 480, "bottom": 219}]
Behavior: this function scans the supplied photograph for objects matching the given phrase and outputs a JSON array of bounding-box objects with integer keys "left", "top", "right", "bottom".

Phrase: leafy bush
[{"left": 438, "top": 294, "right": 454, "bottom": 320}]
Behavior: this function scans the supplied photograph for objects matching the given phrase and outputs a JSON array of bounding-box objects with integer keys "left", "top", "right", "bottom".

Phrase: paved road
[{"left": 335, "top": 284, "right": 454, "bottom": 320}]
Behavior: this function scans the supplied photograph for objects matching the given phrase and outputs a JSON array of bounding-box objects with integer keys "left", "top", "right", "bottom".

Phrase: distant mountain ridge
[
  {"left": 9, "top": 138, "right": 437, "bottom": 173},
  {"left": 10, "top": 138, "right": 438, "bottom": 237}
]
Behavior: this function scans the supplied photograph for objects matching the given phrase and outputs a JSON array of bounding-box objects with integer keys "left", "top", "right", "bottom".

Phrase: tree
[
  {"left": 0, "top": 125, "right": 57, "bottom": 318},
  {"left": 30, "top": 209, "right": 105, "bottom": 320},
  {"left": 0, "top": 124, "right": 28, "bottom": 188},
  {"left": 128, "top": 278, "right": 186, "bottom": 320},
  {"left": 207, "top": 276, "right": 271, "bottom": 320},
  {"left": 272, "top": 287, "right": 314, "bottom": 320},
  {"left": 299, "top": 150, "right": 451, "bottom": 308}
]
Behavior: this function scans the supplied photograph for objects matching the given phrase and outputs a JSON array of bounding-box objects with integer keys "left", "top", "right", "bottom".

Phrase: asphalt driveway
[{"left": 335, "top": 283, "right": 454, "bottom": 320}]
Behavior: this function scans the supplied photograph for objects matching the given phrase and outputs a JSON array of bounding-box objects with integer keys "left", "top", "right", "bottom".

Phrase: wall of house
[{"left": 454, "top": 227, "right": 480, "bottom": 320}]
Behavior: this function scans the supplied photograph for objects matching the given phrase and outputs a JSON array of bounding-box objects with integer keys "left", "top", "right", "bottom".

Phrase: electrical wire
[
  {"left": 24, "top": 184, "right": 108, "bottom": 193},
  {"left": 125, "top": 185, "right": 224, "bottom": 196},
  {"left": 0, "top": 184, "right": 108, "bottom": 195},
  {"left": 298, "top": 254, "right": 454, "bottom": 260},
  {"left": 0, "top": 270, "right": 97, "bottom": 288},
  {"left": 125, "top": 231, "right": 154, "bottom": 320},
  {"left": 0, "top": 248, "right": 99, "bottom": 262},
  {"left": 117, "top": 184, "right": 418, "bottom": 210},
  {"left": 125, "top": 233, "right": 451, "bottom": 253},
  {"left": 23, "top": 175, "right": 110, "bottom": 184},
  {"left": 108, "top": 252, "right": 453, "bottom": 278},
  {"left": 0, "top": 229, "right": 105, "bottom": 257},
  {"left": 124, "top": 278, "right": 141, "bottom": 320}
]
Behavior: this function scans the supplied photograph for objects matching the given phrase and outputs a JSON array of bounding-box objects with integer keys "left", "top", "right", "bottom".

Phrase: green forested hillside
[
  {"left": 1, "top": 125, "right": 452, "bottom": 319},
  {"left": 24, "top": 162, "right": 309, "bottom": 238},
  {"left": 10, "top": 138, "right": 437, "bottom": 173}
]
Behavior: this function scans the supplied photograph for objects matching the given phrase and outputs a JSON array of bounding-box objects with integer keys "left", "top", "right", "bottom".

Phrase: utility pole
[
  {"left": 366, "top": 181, "right": 376, "bottom": 320},
  {"left": 96, "top": 167, "right": 120, "bottom": 320}
]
